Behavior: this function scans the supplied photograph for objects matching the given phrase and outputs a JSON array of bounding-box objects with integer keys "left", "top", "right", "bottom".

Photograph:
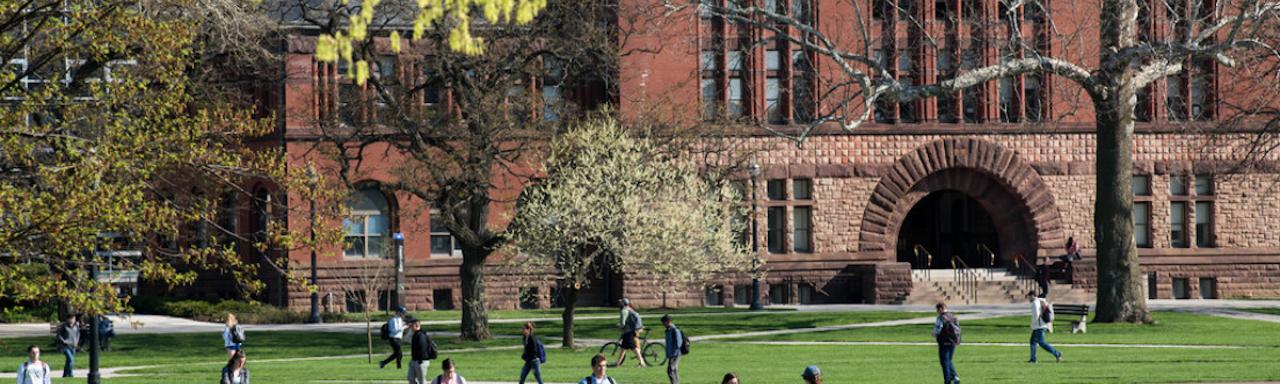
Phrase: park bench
[{"left": 1051, "top": 304, "right": 1090, "bottom": 334}]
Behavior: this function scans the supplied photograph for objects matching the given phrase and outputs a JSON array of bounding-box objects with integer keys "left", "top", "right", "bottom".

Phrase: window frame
[
  {"left": 1132, "top": 175, "right": 1154, "bottom": 248},
  {"left": 429, "top": 210, "right": 463, "bottom": 258}
]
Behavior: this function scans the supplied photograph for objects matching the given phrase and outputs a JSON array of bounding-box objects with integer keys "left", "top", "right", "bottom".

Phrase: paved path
[
  {"left": 1165, "top": 307, "right": 1280, "bottom": 324},
  {"left": 690, "top": 311, "right": 1013, "bottom": 341},
  {"left": 726, "top": 340, "right": 1249, "bottom": 349}
]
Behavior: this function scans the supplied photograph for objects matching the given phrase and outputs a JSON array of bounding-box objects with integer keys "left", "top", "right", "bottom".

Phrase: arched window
[{"left": 344, "top": 186, "right": 391, "bottom": 258}]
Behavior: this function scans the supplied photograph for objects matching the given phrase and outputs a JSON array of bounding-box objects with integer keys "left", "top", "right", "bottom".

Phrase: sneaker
[
  {"left": 1027, "top": 360, "right": 1037, "bottom": 363},
  {"left": 1056, "top": 353, "right": 1062, "bottom": 363},
  {"left": 379, "top": 361, "right": 386, "bottom": 369}
]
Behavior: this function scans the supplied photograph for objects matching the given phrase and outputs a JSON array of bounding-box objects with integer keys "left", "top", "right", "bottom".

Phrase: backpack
[
  {"left": 679, "top": 329, "right": 690, "bottom": 355},
  {"left": 380, "top": 322, "right": 391, "bottom": 340},
  {"left": 626, "top": 310, "right": 642, "bottom": 331},
  {"left": 231, "top": 325, "right": 246, "bottom": 344},
  {"left": 425, "top": 334, "right": 439, "bottom": 360},
  {"left": 20, "top": 361, "right": 49, "bottom": 384},
  {"left": 937, "top": 314, "right": 962, "bottom": 345},
  {"left": 535, "top": 337, "right": 547, "bottom": 363},
  {"left": 1040, "top": 302, "right": 1054, "bottom": 324}
]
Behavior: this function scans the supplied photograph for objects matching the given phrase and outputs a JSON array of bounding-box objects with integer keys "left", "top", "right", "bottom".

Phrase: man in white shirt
[
  {"left": 17, "top": 345, "right": 52, "bottom": 384},
  {"left": 381, "top": 307, "right": 407, "bottom": 369},
  {"left": 1028, "top": 292, "right": 1062, "bottom": 363}
]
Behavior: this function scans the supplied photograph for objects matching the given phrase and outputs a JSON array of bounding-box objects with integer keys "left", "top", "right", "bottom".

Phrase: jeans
[
  {"left": 1030, "top": 329, "right": 1061, "bottom": 362},
  {"left": 519, "top": 359, "right": 543, "bottom": 384},
  {"left": 381, "top": 338, "right": 403, "bottom": 368},
  {"left": 407, "top": 360, "right": 429, "bottom": 384},
  {"left": 937, "top": 344, "right": 957, "bottom": 384},
  {"left": 62, "top": 347, "right": 75, "bottom": 377},
  {"left": 667, "top": 354, "right": 681, "bottom": 384}
]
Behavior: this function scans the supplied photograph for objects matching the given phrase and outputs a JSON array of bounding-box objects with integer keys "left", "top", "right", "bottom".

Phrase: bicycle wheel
[
  {"left": 599, "top": 342, "right": 623, "bottom": 363},
  {"left": 642, "top": 342, "right": 666, "bottom": 366}
]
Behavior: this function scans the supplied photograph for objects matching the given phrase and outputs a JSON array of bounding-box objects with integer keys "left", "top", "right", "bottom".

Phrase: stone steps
[{"left": 907, "top": 269, "right": 1095, "bottom": 305}]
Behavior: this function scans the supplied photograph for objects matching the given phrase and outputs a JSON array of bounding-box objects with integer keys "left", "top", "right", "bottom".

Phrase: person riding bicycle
[{"left": 614, "top": 298, "right": 647, "bottom": 367}]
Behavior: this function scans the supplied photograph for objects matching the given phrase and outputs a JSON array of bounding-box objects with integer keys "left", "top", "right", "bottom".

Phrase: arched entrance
[
  {"left": 859, "top": 138, "right": 1066, "bottom": 267},
  {"left": 897, "top": 190, "right": 1000, "bottom": 269}
]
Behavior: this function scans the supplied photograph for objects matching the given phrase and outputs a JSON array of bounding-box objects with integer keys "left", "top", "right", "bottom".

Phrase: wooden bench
[{"left": 1051, "top": 304, "right": 1090, "bottom": 334}]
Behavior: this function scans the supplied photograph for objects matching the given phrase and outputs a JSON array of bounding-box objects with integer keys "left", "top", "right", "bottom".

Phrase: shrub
[{"left": 139, "top": 298, "right": 343, "bottom": 324}]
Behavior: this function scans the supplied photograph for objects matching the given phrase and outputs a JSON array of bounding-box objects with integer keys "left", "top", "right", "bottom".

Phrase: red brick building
[{"left": 204, "top": 0, "right": 1280, "bottom": 311}]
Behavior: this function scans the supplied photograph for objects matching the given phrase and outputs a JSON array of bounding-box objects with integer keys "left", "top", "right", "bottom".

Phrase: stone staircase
[{"left": 906, "top": 268, "right": 1094, "bottom": 305}]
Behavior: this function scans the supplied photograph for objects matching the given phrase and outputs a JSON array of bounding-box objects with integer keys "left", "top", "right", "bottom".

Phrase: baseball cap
[{"left": 619, "top": 298, "right": 631, "bottom": 306}]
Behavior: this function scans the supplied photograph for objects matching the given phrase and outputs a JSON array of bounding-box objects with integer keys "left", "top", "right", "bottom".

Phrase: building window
[
  {"left": 767, "top": 206, "right": 786, "bottom": 253},
  {"left": 1191, "top": 175, "right": 1214, "bottom": 247},
  {"left": 734, "top": 285, "right": 751, "bottom": 305},
  {"left": 541, "top": 57, "right": 564, "bottom": 121},
  {"left": 344, "top": 186, "right": 391, "bottom": 258},
  {"left": 345, "top": 290, "right": 368, "bottom": 313},
  {"left": 433, "top": 289, "right": 455, "bottom": 310},
  {"left": 1170, "top": 202, "right": 1189, "bottom": 248},
  {"left": 1133, "top": 175, "right": 1153, "bottom": 248},
  {"left": 430, "top": 211, "right": 462, "bottom": 257},
  {"left": 793, "top": 206, "right": 813, "bottom": 253},
  {"left": 767, "top": 179, "right": 787, "bottom": 200},
  {"left": 1172, "top": 278, "right": 1190, "bottom": 299},
  {"left": 705, "top": 285, "right": 724, "bottom": 306},
  {"left": 1199, "top": 277, "right": 1217, "bottom": 299},
  {"left": 769, "top": 284, "right": 790, "bottom": 304},
  {"left": 798, "top": 283, "right": 815, "bottom": 304}
]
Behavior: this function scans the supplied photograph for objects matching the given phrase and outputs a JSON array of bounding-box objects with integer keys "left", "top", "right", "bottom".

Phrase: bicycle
[{"left": 599, "top": 327, "right": 666, "bottom": 366}]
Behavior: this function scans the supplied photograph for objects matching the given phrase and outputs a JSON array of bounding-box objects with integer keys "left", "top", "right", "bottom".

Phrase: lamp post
[
  {"left": 306, "top": 165, "right": 323, "bottom": 324},
  {"left": 88, "top": 254, "right": 100, "bottom": 384},
  {"left": 748, "top": 159, "right": 763, "bottom": 311}
]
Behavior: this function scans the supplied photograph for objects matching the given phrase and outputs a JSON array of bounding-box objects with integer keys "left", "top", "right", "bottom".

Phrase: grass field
[{"left": 2, "top": 309, "right": 1278, "bottom": 383}]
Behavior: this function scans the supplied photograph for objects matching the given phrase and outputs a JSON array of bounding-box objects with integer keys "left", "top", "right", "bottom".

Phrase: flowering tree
[{"left": 509, "top": 116, "right": 752, "bottom": 347}]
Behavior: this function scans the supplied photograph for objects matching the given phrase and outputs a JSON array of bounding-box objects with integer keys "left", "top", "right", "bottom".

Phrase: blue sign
[{"left": 393, "top": 232, "right": 404, "bottom": 241}]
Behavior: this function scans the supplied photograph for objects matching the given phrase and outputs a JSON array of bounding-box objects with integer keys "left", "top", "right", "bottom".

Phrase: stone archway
[{"left": 858, "top": 138, "right": 1065, "bottom": 266}]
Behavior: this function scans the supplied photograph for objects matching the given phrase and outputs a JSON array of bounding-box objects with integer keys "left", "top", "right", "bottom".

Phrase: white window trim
[{"left": 430, "top": 210, "right": 463, "bottom": 257}]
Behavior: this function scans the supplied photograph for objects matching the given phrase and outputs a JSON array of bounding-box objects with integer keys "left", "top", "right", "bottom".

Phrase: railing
[
  {"left": 951, "top": 256, "right": 980, "bottom": 304},
  {"left": 1010, "top": 252, "right": 1041, "bottom": 296},
  {"left": 913, "top": 245, "right": 933, "bottom": 280},
  {"left": 977, "top": 244, "right": 997, "bottom": 268}
]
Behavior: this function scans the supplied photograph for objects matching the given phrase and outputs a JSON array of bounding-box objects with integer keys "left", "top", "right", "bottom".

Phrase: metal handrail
[
  {"left": 951, "top": 255, "right": 979, "bottom": 304},
  {"left": 914, "top": 245, "right": 933, "bottom": 280},
  {"left": 977, "top": 244, "right": 996, "bottom": 267}
]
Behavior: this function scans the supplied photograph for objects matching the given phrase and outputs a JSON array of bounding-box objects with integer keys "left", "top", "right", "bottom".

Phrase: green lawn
[
  {"left": 4, "top": 310, "right": 1278, "bottom": 383},
  {"left": 484, "top": 310, "right": 930, "bottom": 342},
  {"left": 738, "top": 311, "right": 1280, "bottom": 347},
  {"left": 347, "top": 306, "right": 792, "bottom": 323}
]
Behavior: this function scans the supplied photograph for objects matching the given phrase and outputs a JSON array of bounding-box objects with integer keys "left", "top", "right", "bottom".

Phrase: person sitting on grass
[{"left": 579, "top": 354, "right": 617, "bottom": 384}]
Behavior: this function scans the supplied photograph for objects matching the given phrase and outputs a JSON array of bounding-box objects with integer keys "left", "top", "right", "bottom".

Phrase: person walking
[
  {"left": 430, "top": 358, "right": 466, "bottom": 384},
  {"left": 381, "top": 307, "right": 408, "bottom": 369},
  {"left": 578, "top": 354, "right": 616, "bottom": 384},
  {"left": 1035, "top": 260, "right": 1051, "bottom": 299},
  {"left": 932, "top": 302, "right": 961, "bottom": 384},
  {"left": 224, "top": 313, "right": 245, "bottom": 358},
  {"left": 661, "top": 314, "right": 683, "bottom": 384},
  {"left": 407, "top": 316, "right": 437, "bottom": 384},
  {"left": 17, "top": 345, "right": 51, "bottom": 384},
  {"left": 1028, "top": 292, "right": 1062, "bottom": 363},
  {"left": 721, "top": 373, "right": 739, "bottom": 384},
  {"left": 97, "top": 315, "right": 115, "bottom": 352},
  {"left": 801, "top": 365, "right": 821, "bottom": 384},
  {"left": 54, "top": 315, "right": 78, "bottom": 378},
  {"left": 614, "top": 298, "right": 646, "bottom": 367},
  {"left": 518, "top": 322, "right": 545, "bottom": 384},
  {"left": 220, "top": 350, "right": 250, "bottom": 384}
]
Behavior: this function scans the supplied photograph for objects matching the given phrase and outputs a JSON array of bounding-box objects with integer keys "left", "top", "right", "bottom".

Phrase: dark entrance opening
[{"left": 897, "top": 191, "right": 1000, "bottom": 269}]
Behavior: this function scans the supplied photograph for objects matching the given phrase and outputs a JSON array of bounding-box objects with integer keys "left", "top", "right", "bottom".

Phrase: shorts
[
  {"left": 621, "top": 331, "right": 638, "bottom": 349},
  {"left": 227, "top": 344, "right": 242, "bottom": 351}
]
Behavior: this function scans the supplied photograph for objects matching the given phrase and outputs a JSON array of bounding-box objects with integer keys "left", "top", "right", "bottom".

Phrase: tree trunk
[
  {"left": 562, "top": 285, "right": 580, "bottom": 348},
  {"left": 365, "top": 311, "right": 373, "bottom": 363},
  {"left": 1092, "top": 0, "right": 1152, "bottom": 324},
  {"left": 460, "top": 248, "right": 492, "bottom": 340}
]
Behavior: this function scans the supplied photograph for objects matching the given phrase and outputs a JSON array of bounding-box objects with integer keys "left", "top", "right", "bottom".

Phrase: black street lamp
[
  {"left": 748, "top": 159, "right": 763, "bottom": 311},
  {"left": 306, "top": 166, "right": 323, "bottom": 324}
]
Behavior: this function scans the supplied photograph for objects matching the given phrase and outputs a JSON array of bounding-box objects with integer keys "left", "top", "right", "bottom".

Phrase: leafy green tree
[
  {"left": 509, "top": 116, "right": 752, "bottom": 347},
  {"left": 0, "top": 0, "right": 302, "bottom": 316}
]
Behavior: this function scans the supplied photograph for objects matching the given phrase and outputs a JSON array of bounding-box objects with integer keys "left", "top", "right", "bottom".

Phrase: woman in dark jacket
[
  {"left": 221, "top": 350, "right": 249, "bottom": 384},
  {"left": 518, "top": 322, "right": 544, "bottom": 384}
]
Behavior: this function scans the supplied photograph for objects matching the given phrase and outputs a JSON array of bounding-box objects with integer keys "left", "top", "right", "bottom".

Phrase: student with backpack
[
  {"left": 519, "top": 322, "right": 546, "bottom": 384},
  {"left": 430, "top": 358, "right": 466, "bottom": 384},
  {"left": 932, "top": 302, "right": 961, "bottom": 384},
  {"left": 224, "top": 313, "right": 246, "bottom": 359},
  {"left": 578, "top": 354, "right": 617, "bottom": 384},
  {"left": 220, "top": 350, "right": 250, "bottom": 384},
  {"left": 614, "top": 298, "right": 646, "bottom": 368},
  {"left": 661, "top": 314, "right": 685, "bottom": 384},
  {"left": 381, "top": 307, "right": 408, "bottom": 369},
  {"left": 407, "top": 316, "right": 437, "bottom": 384},
  {"left": 1028, "top": 292, "right": 1062, "bottom": 363},
  {"left": 17, "top": 345, "right": 51, "bottom": 384}
]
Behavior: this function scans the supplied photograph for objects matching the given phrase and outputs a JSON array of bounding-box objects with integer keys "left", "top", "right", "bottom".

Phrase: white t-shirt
[{"left": 17, "top": 360, "right": 51, "bottom": 384}]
